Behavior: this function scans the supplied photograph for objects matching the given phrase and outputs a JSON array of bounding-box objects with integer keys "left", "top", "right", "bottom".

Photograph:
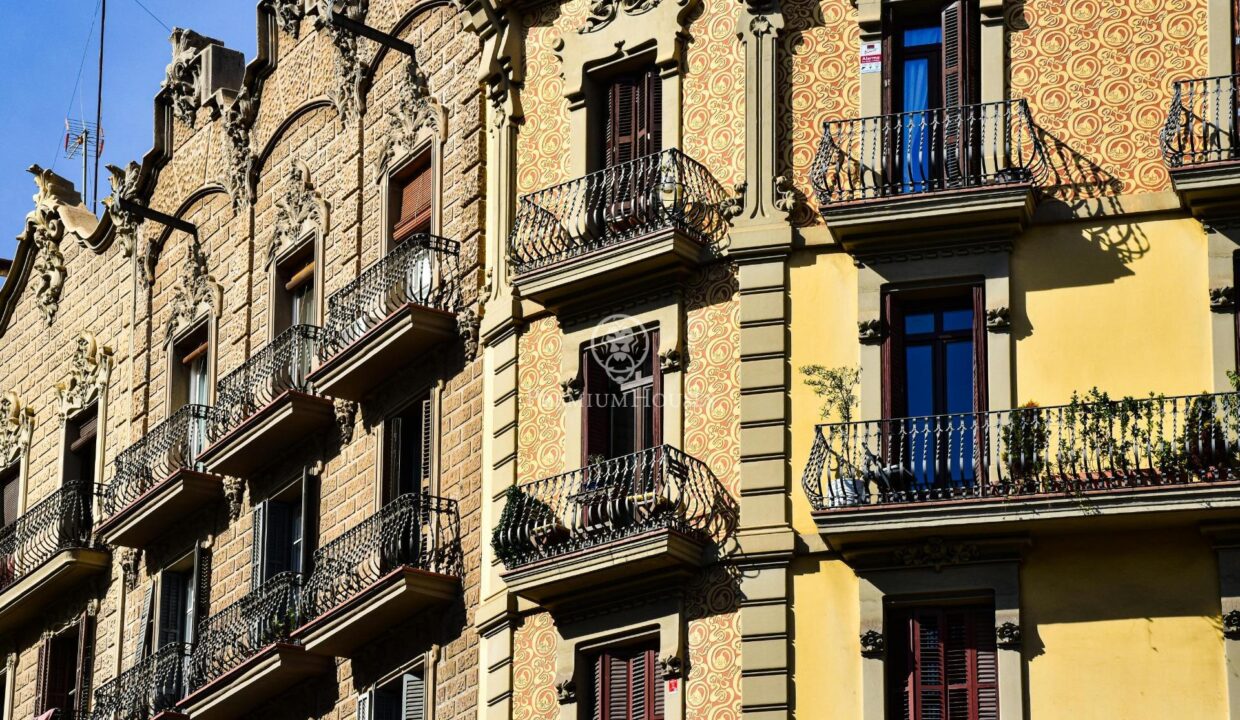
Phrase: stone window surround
[
  {"left": 1204, "top": 523, "right": 1240, "bottom": 718},
  {"left": 364, "top": 649, "right": 438, "bottom": 720},
  {"left": 0, "top": 653, "right": 12, "bottom": 720},
  {"left": 857, "top": 253, "right": 1012, "bottom": 423},
  {"left": 373, "top": 378, "right": 445, "bottom": 513},
  {"left": 270, "top": 228, "right": 326, "bottom": 334},
  {"left": 167, "top": 313, "right": 218, "bottom": 412},
  {"left": 552, "top": 594, "right": 687, "bottom": 720},
  {"left": 55, "top": 333, "right": 113, "bottom": 520},
  {"left": 557, "top": 298, "right": 686, "bottom": 466},
  {"left": 555, "top": 0, "right": 699, "bottom": 179},
  {"left": 377, "top": 125, "right": 447, "bottom": 246},
  {"left": 857, "top": 558, "right": 1023, "bottom": 720}
]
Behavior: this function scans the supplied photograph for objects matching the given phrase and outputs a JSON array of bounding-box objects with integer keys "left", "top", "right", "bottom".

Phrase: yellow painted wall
[
  {"left": 1012, "top": 216, "right": 1212, "bottom": 404},
  {"left": 1023, "top": 528, "right": 1225, "bottom": 718},
  {"left": 791, "top": 556, "right": 861, "bottom": 720}
]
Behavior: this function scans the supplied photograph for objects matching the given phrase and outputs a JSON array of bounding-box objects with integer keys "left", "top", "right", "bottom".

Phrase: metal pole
[
  {"left": 82, "top": 129, "right": 90, "bottom": 203},
  {"left": 93, "top": 0, "right": 106, "bottom": 212}
]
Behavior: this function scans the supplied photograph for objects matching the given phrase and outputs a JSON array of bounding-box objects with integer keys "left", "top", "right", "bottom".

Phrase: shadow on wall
[{"left": 777, "top": 0, "right": 828, "bottom": 229}]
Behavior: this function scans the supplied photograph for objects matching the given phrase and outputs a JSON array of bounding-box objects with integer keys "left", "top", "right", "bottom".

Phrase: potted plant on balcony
[
  {"left": 1182, "top": 391, "right": 1229, "bottom": 478},
  {"left": 999, "top": 401, "right": 1049, "bottom": 489},
  {"left": 491, "top": 484, "right": 562, "bottom": 566},
  {"left": 800, "top": 365, "right": 867, "bottom": 506}
]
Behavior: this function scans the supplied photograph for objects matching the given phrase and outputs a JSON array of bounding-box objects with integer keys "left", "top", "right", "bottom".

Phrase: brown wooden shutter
[
  {"left": 394, "top": 162, "right": 433, "bottom": 242},
  {"left": 192, "top": 542, "right": 212, "bottom": 642},
  {"left": 387, "top": 417, "right": 403, "bottom": 504},
  {"left": 592, "top": 647, "right": 662, "bottom": 720},
  {"left": 941, "top": 0, "right": 976, "bottom": 185},
  {"left": 640, "top": 69, "right": 662, "bottom": 158},
  {"left": 1, "top": 468, "right": 18, "bottom": 526},
  {"left": 419, "top": 398, "right": 433, "bottom": 487},
  {"left": 300, "top": 468, "right": 318, "bottom": 576},
  {"left": 137, "top": 583, "right": 155, "bottom": 658},
  {"left": 35, "top": 636, "right": 51, "bottom": 715},
  {"left": 74, "top": 613, "right": 96, "bottom": 715},
  {"left": 608, "top": 76, "right": 639, "bottom": 169},
  {"left": 971, "top": 285, "right": 989, "bottom": 481},
  {"left": 583, "top": 349, "right": 612, "bottom": 464},
  {"left": 893, "top": 605, "right": 998, "bottom": 720}
]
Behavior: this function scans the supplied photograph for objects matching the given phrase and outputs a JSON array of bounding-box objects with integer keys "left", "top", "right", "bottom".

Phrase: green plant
[
  {"left": 999, "top": 401, "right": 1049, "bottom": 481},
  {"left": 800, "top": 365, "right": 860, "bottom": 424},
  {"left": 1183, "top": 391, "right": 1227, "bottom": 474},
  {"left": 490, "top": 485, "right": 556, "bottom": 566}
]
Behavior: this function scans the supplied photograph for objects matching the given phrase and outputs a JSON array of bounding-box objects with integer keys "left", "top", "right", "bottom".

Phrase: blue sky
[{"left": 0, "top": 0, "right": 258, "bottom": 258}]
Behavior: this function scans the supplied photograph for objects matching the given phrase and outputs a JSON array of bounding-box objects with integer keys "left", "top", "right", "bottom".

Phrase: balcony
[
  {"left": 90, "top": 642, "right": 190, "bottom": 720},
  {"left": 310, "top": 236, "right": 461, "bottom": 401},
  {"left": 293, "top": 492, "right": 461, "bottom": 657},
  {"left": 1161, "top": 74, "right": 1240, "bottom": 219},
  {"left": 198, "top": 325, "right": 333, "bottom": 478},
  {"left": 810, "top": 99, "right": 1046, "bottom": 258},
  {"left": 508, "top": 149, "right": 731, "bottom": 312},
  {"left": 492, "top": 445, "right": 736, "bottom": 604},
  {"left": 178, "top": 572, "right": 329, "bottom": 720},
  {"left": 801, "top": 392, "right": 1240, "bottom": 546},
  {"left": 97, "top": 405, "right": 221, "bottom": 548},
  {"left": 0, "top": 482, "right": 107, "bottom": 634}
]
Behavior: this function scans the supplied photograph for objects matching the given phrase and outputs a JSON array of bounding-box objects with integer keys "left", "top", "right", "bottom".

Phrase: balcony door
[
  {"left": 582, "top": 328, "right": 662, "bottom": 465},
  {"left": 883, "top": 288, "right": 987, "bottom": 493},
  {"left": 589, "top": 643, "right": 664, "bottom": 720},
  {"left": 35, "top": 613, "right": 93, "bottom": 720},
  {"left": 887, "top": 602, "right": 998, "bottom": 720}
]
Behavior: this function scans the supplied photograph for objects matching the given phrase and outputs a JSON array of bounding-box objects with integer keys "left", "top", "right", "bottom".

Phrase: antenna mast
[{"left": 92, "top": 0, "right": 106, "bottom": 212}]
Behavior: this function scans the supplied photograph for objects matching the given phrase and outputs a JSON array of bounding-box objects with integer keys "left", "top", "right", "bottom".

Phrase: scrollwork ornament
[
  {"left": 985, "top": 306, "right": 1011, "bottom": 332},
  {"left": 26, "top": 166, "right": 68, "bottom": 325},
  {"left": 1211, "top": 286, "right": 1236, "bottom": 313},
  {"left": 658, "top": 654, "right": 683, "bottom": 680},
  {"left": 55, "top": 332, "right": 114, "bottom": 420},
  {"left": 315, "top": 0, "right": 369, "bottom": 122},
  {"left": 166, "top": 239, "right": 221, "bottom": 345},
  {"left": 560, "top": 376, "right": 583, "bottom": 402},
  {"left": 222, "top": 86, "right": 258, "bottom": 210},
  {"left": 859, "top": 629, "right": 884, "bottom": 658},
  {"left": 995, "top": 621, "right": 1022, "bottom": 649},
  {"left": 263, "top": 0, "right": 304, "bottom": 37},
  {"left": 103, "top": 161, "right": 143, "bottom": 257},
  {"left": 270, "top": 160, "right": 326, "bottom": 267},
  {"left": 0, "top": 392, "right": 34, "bottom": 469},
  {"left": 580, "top": 0, "right": 660, "bottom": 32},
  {"left": 895, "top": 536, "right": 978, "bottom": 572},
  {"left": 162, "top": 28, "right": 214, "bottom": 127},
  {"left": 120, "top": 548, "right": 143, "bottom": 590},
  {"left": 773, "top": 174, "right": 796, "bottom": 214},
  {"left": 376, "top": 60, "right": 440, "bottom": 181},
  {"left": 457, "top": 306, "right": 481, "bottom": 362},
  {"left": 659, "top": 348, "right": 683, "bottom": 373},
  {"left": 720, "top": 182, "right": 746, "bottom": 221}
]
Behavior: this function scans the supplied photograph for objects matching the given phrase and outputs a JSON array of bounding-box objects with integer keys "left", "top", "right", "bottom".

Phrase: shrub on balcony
[{"left": 999, "top": 401, "right": 1049, "bottom": 482}]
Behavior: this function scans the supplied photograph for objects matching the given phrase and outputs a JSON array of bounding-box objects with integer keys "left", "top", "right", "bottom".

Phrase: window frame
[
  {"left": 581, "top": 326, "right": 663, "bottom": 465},
  {"left": 168, "top": 316, "right": 214, "bottom": 412},
  {"left": 382, "top": 140, "right": 442, "bottom": 253},
  {"left": 382, "top": 391, "right": 436, "bottom": 506},
  {"left": 62, "top": 402, "right": 100, "bottom": 488},
  {"left": 252, "top": 471, "right": 318, "bottom": 587},
  {"left": 358, "top": 656, "right": 432, "bottom": 720},
  {"left": 884, "top": 597, "right": 999, "bottom": 720}
]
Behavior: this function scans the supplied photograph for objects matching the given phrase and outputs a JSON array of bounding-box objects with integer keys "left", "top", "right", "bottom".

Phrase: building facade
[{"left": 0, "top": 0, "right": 1237, "bottom": 719}]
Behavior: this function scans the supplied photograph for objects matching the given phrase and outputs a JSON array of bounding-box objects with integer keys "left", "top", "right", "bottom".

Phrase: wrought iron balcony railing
[
  {"left": 103, "top": 404, "right": 214, "bottom": 520},
  {"left": 321, "top": 235, "right": 461, "bottom": 357},
  {"left": 91, "top": 642, "right": 191, "bottom": 720},
  {"left": 1161, "top": 74, "right": 1240, "bottom": 168},
  {"left": 210, "top": 324, "right": 323, "bottom": 441},
  {"left": 0, "top": 481, "right": 98, "bottom": 592},
  {"left": 802, "top": 392, "right": 1240, "bottom": 511},
  {"left": 491, "top": 445, "right": 737, "bottom": 570},
  {"left": 809, "top": 99, "right": 1047, "bottom": 206},
  {"left": 186, "top": 571, "right": 302, "bottom": 692},
  {"left": 300, "top": 491, "right": 461, "bottom": 621},
  {"left": 508, "top": 149, "right": 732, "bottom": 275}
]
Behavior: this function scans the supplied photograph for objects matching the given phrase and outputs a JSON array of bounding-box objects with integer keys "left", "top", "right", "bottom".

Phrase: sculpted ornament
[
  {"left": 270, "top": 160, "right": 327, "bottom": 268},
  {"left": 1211, "top": 286, "right": 1236, "bottom": 313},
  {"left": 222, "top": 87, "right": 258, "bottom": 209},
  {"left": 377, "top": 60, "right": 441, "bottom": 181},
  {"left": 555, "top": 678, "right": 576, "bottom": 704},
  {"left": 166, "top": 238, "right": 222, "bottom": 344},
  {"left": 55, "top": 332, "right": 114, "bottom": 420},
  {"left": 223, "top": 477, "right": 245, "bottom": 520},
  {"left": 581, "top": 0, "right": 662, "bottom": 32},
  {"left": 25, "top": 166, "right": 69, "bottom": 326},
  {"left": 103, "top": 162, "right": 143, "bottom": 258},
  {"left": 264, "top": 0, "right": 304, "bottom": 37},
  {"left": 0, "top": 392, "right": 34, "bottom": 469},
  {"left": 334, "top": 399, "right": 358, "bottom": 444},
  {"left": 859, "top": 629, "right": 884, "bottom": 658},
  {"left": 314, "top": 0, "right": 369, "bottom": 122},
  {"left": 995, "top": 621, "right": 1022, "bottom": 649},
  {"left": 162, "top": 28, "right": 215, "bottom": 127},
  {"left": 456, "top": 306, "right": 481, "bottom": 362},
  {"left": 895, "top": 537, "right": 978, "bottom": 571},
  {"left": 985, "top": 307, "right": 1011, "bottom": 332}
]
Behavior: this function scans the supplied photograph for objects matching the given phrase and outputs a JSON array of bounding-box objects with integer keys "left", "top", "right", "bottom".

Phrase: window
[
  {"left": 603, "top": 67, "right": 662, "bottom": 169},
  {"left": 883, "top": 0, "right": 977, "bottom": 190},
  {"left": 582, "top": 328, "right": 661, "bottom": 463},
  {"left": 886, "top": 602, "right": 998, "bottom": 720},
  {"left": 883, "top": 287, "right": 986, "bottom": 489},
  {"left": 391, "top": 156, "right": 433, "bottom": 247},
  {"left": 171, "top": 324, "right": 210, "bottom": 410},
  {"left": 589, "top": 643, "right": 664, "bottom": 720},
  {"left": 274, "top": 246, "right": 316, "bottom": 333},
  {"left": 384, "top": 396, "right": 433, "bottom": 504},
  {"left": 0, "top": 464, "right": 17, "bottom": 527},
  {"left": 360, "top": 669, "right": 426, "bottom": 720},
  {"left": 35, "top": 614, "right": 94, "bottom": 719},
  {"left": 157, "top": 561, "right": 196, "bottom": 648},
  {"left": 63, "top": 404, "right": 99, "bottom": 487},
  {"left": 252, "top": 475, "right": 316, "bottom": 585}
]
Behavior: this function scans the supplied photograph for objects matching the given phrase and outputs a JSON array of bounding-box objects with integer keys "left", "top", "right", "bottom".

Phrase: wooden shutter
[
  {"left": 941, "top": 0, "right": 976, "bottom": 185},
  {"left": 1, "top": 468, "right": 18, "bottom": 526},
  {"left": 640, "top": 69, "right": 662, "bottom": 158},
  {"left": 592, "top": 647, "right": 662, "bottom": 720},
  {"left": 419, "top": 398, "right": 433, "bottom": 488},
  {"left": 971, "top": 285, "right": 989, "bottom": 480},
  {"left": 583, "top": 349, "right": 612, "bottom": 464},
  {"left": 894, "top": 604, "right": 998, "bottom": 720},
  {"left": 192, "top": 542, "right": 212, "bottom": 643},
  {"left": 394, "top": 162, "right": 433, "bottom": 242},
  {"left": 402, "top": 671, "right": 426, "bottom": 720},
  {"left": 74, "top": 613, "right": 96, "bottom": 716},
  {"left": 300, "top": 471, "right": 318, "bottom": 576},
  {"left": 137, "top": 584, "right": 155, "bottom": 658},
  {"left": 388, "top": 417, "right": 404, "bottom": 503},
  {"left": 251, "top": 502, "right": 268, "bottom": 587},
  {"left": 357, "top": 690, "right": 372, "bottom": 720},
  {"left": 607, "top": 76, "right": 639, "bottom": 169},
  {"left": 648, "top": 330, "right": 662, "bottom": 451},
  {"left": 35, "top": 636, "right": 51, "bottom": 715},
  {"left": 882, "top": 292, "right": 904, "bottom": 422},
  {"left": 158, "top": 572, "right": 188, "bottom": 649}
]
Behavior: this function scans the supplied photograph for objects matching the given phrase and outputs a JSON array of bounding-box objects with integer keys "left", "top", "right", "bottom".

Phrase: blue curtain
[{"left": 901, "top": 57, "right": 931, "bottom": 192}]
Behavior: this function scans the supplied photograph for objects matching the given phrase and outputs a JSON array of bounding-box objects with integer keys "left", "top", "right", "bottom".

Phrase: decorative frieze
[
  {"left": 894, "top": 537, "right": 979, "bottom": 572},
  {"left": 166, "top": 238, "right": 222, "bottom": 344},
  {"left": 55, "top": 332, "right": 114, "bottom": 420},
  {"left": 581, "top": 0, "right": 660, "bottom": 33},
  {"left": 0, "top": 392, "right": 34, "bottom": 469},
  {"left": 270, "top": 160, "right": 327, "bottom": 267},
  {"left": 376, "top": 59, "right": 441, "bottom": 181}
]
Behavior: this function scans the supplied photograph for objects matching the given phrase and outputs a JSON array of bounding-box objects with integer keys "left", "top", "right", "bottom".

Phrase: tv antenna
[{"left": 64, "top": 119, "right": 103, "bottom": 208}]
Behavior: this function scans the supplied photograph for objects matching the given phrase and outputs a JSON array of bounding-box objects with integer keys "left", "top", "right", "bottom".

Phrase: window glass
[
  {"left": 902, "top": 26, "right": 942, "bottom": 47},
  {"left": 941, "top": 308, "right": 973, "bottom": 333}
]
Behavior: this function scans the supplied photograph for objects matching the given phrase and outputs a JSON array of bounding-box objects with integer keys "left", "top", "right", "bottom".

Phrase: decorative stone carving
[
  {"left": 264, "top": 0, "right": 304, "bottom": 37},
  {"left": 103, "top": 161, "right": 143, "bottom": 258},
  {"left": 995, "top": 621, "right": 1022, "bottom": 649},
  {"left": 985, "top": 306, "right": 1011, "bottom": 332},
  {"left": 581, "top": 0, "right": 661, "bottom": 33},
  {"left": 555, "top": 678, "right": 576, "bottom": 704},
  {"left": 377, "top": 59, "right": 441, "bottom": 181},
  {"left": 895, "top": 537, "right": 979, "bottom": 572},
  {"left": 269, "top": 160, "right": 327, "bottom": 268},
  {"left": 120, "top": 548, "right": 143, "bottom": 591},
  {"left": 720, "top": 182, "right": 746, "bottom": 221},
  {"left": 223, "top": 476, "right": 245, "bottom": 521},
  {"left": 857, "top": 319, "right": 884, "bottom": 345},
  {"left": 166, "top": 238, "right": 222, "bottom": 345},
  {"left": 859, "top": 629, "right": 885, "bottom": 658},
  {"left": 772, "top": 175, "right": 795, "bottom": 213},
  {"left": 560, "top": 376, "right": 583, "bottom": 402},
  {"left": 55, "top": 332, "right": 114, "bottom": 420},
  {"left": 162, "top": 28, "right": 215, "bottom": 127},
  {"left": 1210, "top": 286, "right": 1236, "bottom": 313},
  {"left": 314, "top": 0, "right": 369, "bottom": 122},
  {"left": 457, "top": 307, "right": 481, "bottom": 362},
  {"left": 334, "top": 399, "right": 358, "bottom": 444},
  {"left": 25, "top": 166, "right": 70, "bottom": 326},
  {"left": 1225, "top": 609, "right": 1240, "bottom": 639},
  {"left": 0, "top": 392, "right": 34, "bottom": 469},
  {"left": 659, "top": 348, "right": 683, "bottom": 373},
  {"left": 658, "top": 654, "right": 683, "bottom": 680},
  {"left": 222, "top": 86, "right": 258, "bottom": 210}
]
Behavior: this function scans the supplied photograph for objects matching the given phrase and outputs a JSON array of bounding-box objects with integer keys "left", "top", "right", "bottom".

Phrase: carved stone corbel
[
  {"left": 555, "top": 677, "right": 576, "bottom": 704},
  {"left": 560, "top": 376, "right": 583, "bottom": 402},
  {"left": 104, "top": 161, "right": 143, "bottom": 258},
  {"left": 457, "top": 306, "right": 481, "bottom": 362},
  {"left": 25, "top": 166, "right": 70, "bottom": 326},
  {"left": 0, "top": 392, "right": 35, "bottom": 469},
  {"left": 222, "top": 86, "right": 258, "bottom": 210},
  {"left": 120, "top": 548, "right": 143, "bottom": 590},
  {"left": 859, "top": 629, "right": 885, "bottom": 658},
  {"left": 334, "top": 399, "right": 358, "bottom": 445},
  {"left": 858, "top": 319, "right": 884, "bottom": 345},
  {"left": 270, "top": 160, "right": 328, "bottom": 267},
  {"left": 995, "top": 621, "right": 1022, "bottom": 649},
  {"left": 223, "top": 477, "right": 245, "bottom": 520},
  {"left": 658, "top": 653, "right": 683, "bottom": 680},
  {"left": 658, "top": 348, "right": 683, "bottom": 373},
  {"left": 313, "top": 0, "right": 369, "bottom": 122},
  {"left": 985, "top": 306, "right": 1011, "bottom": 332},
  {"left": 55, "top": 332, "right": 114, "bottom": 420},
  {"left": 1211, "top": 286, "right": 1236, "bottom": 313}
]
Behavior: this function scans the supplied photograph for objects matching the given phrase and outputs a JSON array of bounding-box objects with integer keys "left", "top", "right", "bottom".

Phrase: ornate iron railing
[
  {"left": 1161, "top": 74, "right": 1240, "bottom": 167},
  {"left": 91, "top": 642, "right": 191, "bottom": 720},
  {"left": 491, "top": 445, "right": 737, "bottom": 569},
  {"left": 103, "top": 404, "right": 215, "bottom": 520},
  {"left": 186, "top": 571, "right": 302, "bottom": 692},
  {"left": 0, "top": 481, "right": 98, "bottom": 592},
  {"left": 508, "top": 149, "right": 732, "bottom": 275},
  {"left": 322, "top": 235, "right": 461, "bottom": 357},
  {"left": 802, "top": 392, "right": 1240, "bottom": 510},
  {"left": 300, "top": 492, "right": 461, "bottom": 621},
  {"left": 809, "top": 99, "right": 1047, "bottom": 206},
  {"left": 210, "top": 324, "right": 323, "bottom": 441}
]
